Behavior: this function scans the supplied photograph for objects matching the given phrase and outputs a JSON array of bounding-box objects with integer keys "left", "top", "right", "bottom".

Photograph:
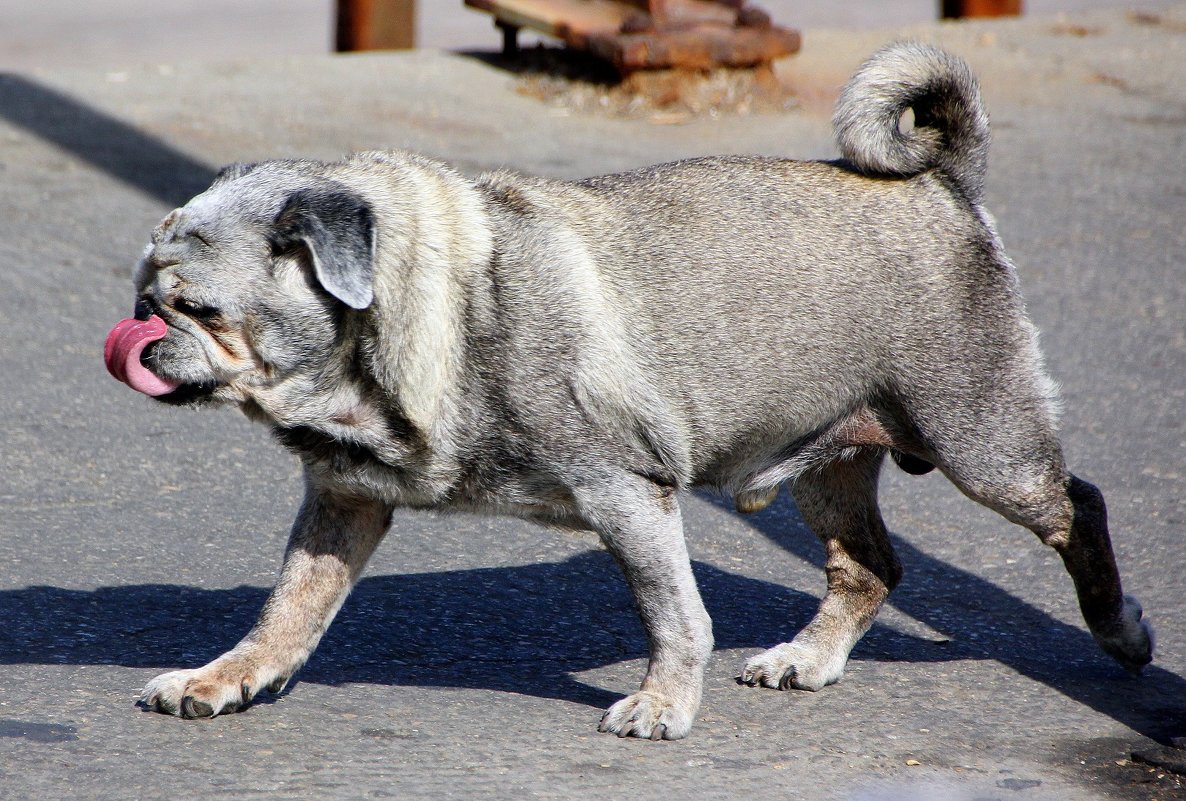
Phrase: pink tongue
[{"left": 103, "top": 315, "right": 181, "bottom": 397}]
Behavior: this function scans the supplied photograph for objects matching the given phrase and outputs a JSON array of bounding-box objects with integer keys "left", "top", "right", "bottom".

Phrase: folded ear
[{"left": 272, "top": 187, "right": 376, "bottom": 310}]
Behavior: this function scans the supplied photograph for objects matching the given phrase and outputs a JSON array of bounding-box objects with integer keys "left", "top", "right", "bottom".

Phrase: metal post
[
  {"left": 497, "top": 21, "right": 520, "bottom": 56},
  {"left": 336, "top": 0, "right": 416, "bottom": 51},
  {"left": 941, "top": 0, "right": 1022, "bottom": 18}
]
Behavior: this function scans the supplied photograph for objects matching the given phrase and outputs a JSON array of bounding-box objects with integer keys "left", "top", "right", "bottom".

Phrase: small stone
[{"left": 905, "top": 759, "right": 921, "bottom": 766}]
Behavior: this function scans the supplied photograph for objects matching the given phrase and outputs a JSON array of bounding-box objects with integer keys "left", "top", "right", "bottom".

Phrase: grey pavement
[
  {"left": 2, "top": 0, "right": 1185, "bottom": 70},
  {"left": 1, "top": 5, "right": 1185, "bottom": 801}
]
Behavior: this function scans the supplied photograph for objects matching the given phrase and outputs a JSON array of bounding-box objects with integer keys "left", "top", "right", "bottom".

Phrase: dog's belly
[{"left": 691, "top": 405, "right": 902, "bottom": 494}]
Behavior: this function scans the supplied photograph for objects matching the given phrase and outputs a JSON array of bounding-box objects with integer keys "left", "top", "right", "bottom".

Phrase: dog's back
[{"left": 473, "top": 43, "right": 1008, "bottom": 491}]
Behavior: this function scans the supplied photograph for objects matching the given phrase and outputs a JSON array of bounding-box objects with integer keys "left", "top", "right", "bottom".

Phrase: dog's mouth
[
  {"left": 103, "top": 314, "right": 216, "bottom": 402},
  {"left": 152, "top": 374, "right": 218, "bottom": 405}
]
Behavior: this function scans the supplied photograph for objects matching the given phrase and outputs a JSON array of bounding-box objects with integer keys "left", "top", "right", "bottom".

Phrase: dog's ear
[
  {"left": 214, "top": 162, "right": 260, "bottom": 185},
  {"left": 271, "top": 188, "right": 376, "bottom": 310}
]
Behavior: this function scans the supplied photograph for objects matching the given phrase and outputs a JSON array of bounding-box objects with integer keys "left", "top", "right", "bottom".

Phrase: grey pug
[{"left": 106, "top": 42, "right": 1153, "bottom": 739}]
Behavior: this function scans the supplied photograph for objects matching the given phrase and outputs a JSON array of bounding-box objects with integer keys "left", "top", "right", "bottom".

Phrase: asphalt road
[
  {"left": 0, "top": 8, "right": 1184, "bottom": 800},
  {"left": 2, "top": 0, "right": 1184, "bottom": 69}
]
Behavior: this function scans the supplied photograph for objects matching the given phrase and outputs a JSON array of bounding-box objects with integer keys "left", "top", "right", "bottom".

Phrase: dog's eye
[
  {"left": 189, "top": 230, "right": 214, "bottom": 249},
  {"left": 174, "top": 297, "right": 220, "bottom": 320}
]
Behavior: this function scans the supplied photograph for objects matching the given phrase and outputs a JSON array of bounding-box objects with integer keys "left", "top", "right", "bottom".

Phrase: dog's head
[{"left": 104, "top": 162, "right": 377, "bottom": 409}]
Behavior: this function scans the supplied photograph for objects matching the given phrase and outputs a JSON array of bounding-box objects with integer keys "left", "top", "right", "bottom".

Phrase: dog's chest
[
  {"left": 270, "top": 423, "right": 444, "bottom": 504},
  {"left": 269, "top": 421, "right": 587, "bottom": 522},
  {"left": 273, "top": 424, "right": 383, "bottom": 469}
]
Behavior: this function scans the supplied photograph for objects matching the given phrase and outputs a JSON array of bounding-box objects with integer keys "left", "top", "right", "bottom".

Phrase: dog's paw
[
  {"left": 739, "top": 642, "right": 847, "bottom": 692},
  {"left": 139, "top": 658, "right": 290, "bottom": 718},
  {"left": 1094, "top": 594, "right": 1155, "bottom": 674},
  {"left": 597, "top": 691, "right": 694, "bottom": 740}
]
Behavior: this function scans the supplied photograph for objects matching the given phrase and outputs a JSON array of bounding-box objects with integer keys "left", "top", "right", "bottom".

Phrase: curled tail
[{"left": 833, "top": 42, "right": 990, "bottom": 204}]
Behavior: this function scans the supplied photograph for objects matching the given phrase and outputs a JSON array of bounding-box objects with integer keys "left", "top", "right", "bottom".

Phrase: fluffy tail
[{"left": 833, "top": 42, "right": 990, "bottom": 204}]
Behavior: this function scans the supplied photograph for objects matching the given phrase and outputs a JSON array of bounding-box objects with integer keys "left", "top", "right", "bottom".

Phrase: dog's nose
[{"left": 134, "top": 298, "right": 154, "bottom": 321}]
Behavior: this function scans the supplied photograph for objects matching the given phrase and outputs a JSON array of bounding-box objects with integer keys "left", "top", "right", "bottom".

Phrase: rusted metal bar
[
  {"left": 590, "top": 24, "right": 799, "bottom": 72},
  {"left": 941, "top": 0, "right": 1021, "bottom": 18},
  {"left": 336, "top": 0, "right": 417, "bottom": 51}
]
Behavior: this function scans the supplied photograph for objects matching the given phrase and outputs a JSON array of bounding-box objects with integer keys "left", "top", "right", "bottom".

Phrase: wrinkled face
[{"left": 104, "top": 164, "right": 376, "bottom": 411}]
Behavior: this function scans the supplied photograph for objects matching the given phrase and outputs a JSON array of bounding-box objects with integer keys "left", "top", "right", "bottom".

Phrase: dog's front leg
[
  {"left": 577, "top": 473, "right": 713, "bottom": 740},
  {"left": 140, "top": 480, "right": 392, "bottom": 718}
]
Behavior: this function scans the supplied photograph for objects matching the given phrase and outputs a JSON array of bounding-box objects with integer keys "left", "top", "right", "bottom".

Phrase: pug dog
[{"left": 105, "top": 42, "right": 1153, "bottom": 739}]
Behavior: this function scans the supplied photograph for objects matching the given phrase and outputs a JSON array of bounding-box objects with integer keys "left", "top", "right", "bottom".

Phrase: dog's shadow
[
  {"left": 1, "top": 551, "right": 825, "bottom": 712},
  {"left": 2, "top": 493, "right": 1183, "bottom": 741}
]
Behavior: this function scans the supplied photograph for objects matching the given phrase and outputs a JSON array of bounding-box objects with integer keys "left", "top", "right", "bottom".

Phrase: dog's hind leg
[
  {"left": 926, "top": 426, "right": 1154, "bottom": 673},
  {"left": 741, "top": 449, "right": 901, "bottom": 691},
  {"left": 575, "top": 472, "right": 714, "bottom": 740},
  {"left": 1045, "top": 475, "right": 1154, "bottom": 671}
]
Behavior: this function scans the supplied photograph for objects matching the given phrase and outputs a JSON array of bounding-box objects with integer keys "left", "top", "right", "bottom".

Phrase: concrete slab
[{"left": 0, "top": 6, "right": 1184, "bottom": 800}]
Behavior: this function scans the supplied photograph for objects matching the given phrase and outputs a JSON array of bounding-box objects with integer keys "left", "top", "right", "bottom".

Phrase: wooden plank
[
  {"left": 464, "top": 0, "right": 634, "bottom": 39},
  {"left": 465, "top": 0, "right": 740, "bottom": 36}
]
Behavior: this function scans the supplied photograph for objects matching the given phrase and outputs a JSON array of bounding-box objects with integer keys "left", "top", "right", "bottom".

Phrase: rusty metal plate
[
  {"left": 464, "top": 0, "right": 800, "bottom": 72},
  {"left": 590, "top": 24, "right": 800, "bottom": 71}
]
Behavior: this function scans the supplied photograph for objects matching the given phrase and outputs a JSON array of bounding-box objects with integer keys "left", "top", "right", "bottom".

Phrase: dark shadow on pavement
[
  {"left": 2, "top": 524, "right": 1183, "bottom": 741},
  {"left": 456, "top": 46, "right": 621, "bottom": 85},
  {"left": 719, "top": 489, "right": 1186, "bottom": 744},
  {"left": 0, "top": 73, "right": 216, "bottom": 205},
  {"left": 1, "top": 551, "right": 940, "bottom": 712}
]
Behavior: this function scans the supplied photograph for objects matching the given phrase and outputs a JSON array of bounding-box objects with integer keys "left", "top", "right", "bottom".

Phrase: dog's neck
[{"left": 239, "top": 344, "right": 465, "bottom": 506}]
